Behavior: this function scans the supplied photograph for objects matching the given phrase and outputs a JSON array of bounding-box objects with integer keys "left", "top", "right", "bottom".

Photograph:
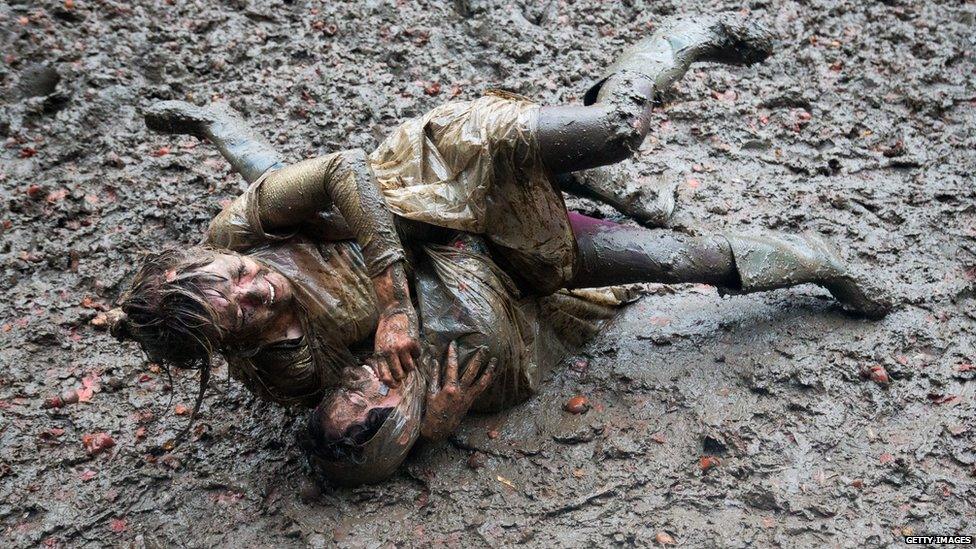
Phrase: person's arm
[
  {"left": 258, "top": 151, "right": 421, "bottom": 385},
  {"left": 420, "top": 343, "right": 497, "bottom": 441}
]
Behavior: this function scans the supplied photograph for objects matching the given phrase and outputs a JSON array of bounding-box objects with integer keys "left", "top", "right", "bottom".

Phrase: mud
[{"left": 1, "top": 0, "right": 974, "bottom": 547}]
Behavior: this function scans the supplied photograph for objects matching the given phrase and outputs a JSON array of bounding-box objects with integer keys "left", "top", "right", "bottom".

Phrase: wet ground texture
[{"left": 2, "top": 0, "right": 975, "bottom": 547}]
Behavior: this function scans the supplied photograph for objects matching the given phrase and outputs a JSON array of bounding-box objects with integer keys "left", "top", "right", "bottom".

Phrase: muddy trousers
[
  {"left": 567, "top": 213, "right": 736, "bottom": 289},
  {"left": 537, "top": 15, "right": 773, "bottom": 226},
  {"left": 565, "top": 213, "right": 890, "bottom": 318}
]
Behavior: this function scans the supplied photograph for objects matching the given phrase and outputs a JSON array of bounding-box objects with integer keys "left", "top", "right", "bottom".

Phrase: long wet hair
[{"left": 112, "top": 246, "right": 226, "bottom": 446}]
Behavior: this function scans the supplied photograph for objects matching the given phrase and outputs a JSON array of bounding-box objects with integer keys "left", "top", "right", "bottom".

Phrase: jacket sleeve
[{"left": 255, "top": 149, "right": 406, "bottom": 277}]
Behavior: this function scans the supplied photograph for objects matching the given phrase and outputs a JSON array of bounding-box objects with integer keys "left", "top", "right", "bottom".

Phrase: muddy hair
[
  {"left": 114, "top": 246, "right": 225, "bottom": 445},
  {"left": 306, "top": 403, "right": 394, "bottom": 465}
]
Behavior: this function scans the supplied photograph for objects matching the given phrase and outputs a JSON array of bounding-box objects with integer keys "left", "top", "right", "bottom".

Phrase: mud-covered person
[{"left": 111, "top": 15, "right": 891, "bottom": 484}]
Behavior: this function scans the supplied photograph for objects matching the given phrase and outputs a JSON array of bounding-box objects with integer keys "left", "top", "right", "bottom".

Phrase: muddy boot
[
  {"left": 583, "top": 14, "right": 774, "bottom": 105},
  {"left": 721, "top": 233, "right": 892, "bottom": 319},
  {"left": 145, "top": 100, "right": 283, "bottom": 184},
  {"left": 558, "top": 167, "right": 677, "bottom": 227},
  {"left": 144, "top": 100, "right": 218, "bottom": 138},
  {"left": 565, "top": 14, "right": 773, "bottom": 225}
]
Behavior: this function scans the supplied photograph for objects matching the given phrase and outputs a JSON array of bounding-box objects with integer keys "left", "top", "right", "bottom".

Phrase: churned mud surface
[{"left": 2, "top": 0, "right": 974, "bottom": 547}]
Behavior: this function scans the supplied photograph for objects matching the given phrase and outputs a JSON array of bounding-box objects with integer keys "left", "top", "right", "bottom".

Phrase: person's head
[
  {"left": 305, "top": 362, "right": 426, "bottom": 486},
  {"left": 114, "top": 246, "right": 296, "bottom": 369}
]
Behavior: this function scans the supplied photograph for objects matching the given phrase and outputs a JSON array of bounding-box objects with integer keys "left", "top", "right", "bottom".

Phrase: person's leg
[
  {"left": 568, "top": 212, "right": 738, "bottom": 288},
  {"left": 537, "top": 15, "right": 771, "bottom": 224},
  {"left": 553, "top": 168, "right": 677, "bottom": 228},
  {"left": 567, "top": 213, "right": 892, "bottom": 318},
  {"left": 144, "top": 101, "right": 284, "bottom": 184},
  {"left": 537, "top": 14, "right": 772, "bottom": 174}
]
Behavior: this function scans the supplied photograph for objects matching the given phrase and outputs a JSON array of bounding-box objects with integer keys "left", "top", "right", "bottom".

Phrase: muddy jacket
[
  {"left": 372, "top": 92, "right": 578, "bottom": 295},
  {"left": 206, "top": 93, "right": 597, "bottom": 408}
]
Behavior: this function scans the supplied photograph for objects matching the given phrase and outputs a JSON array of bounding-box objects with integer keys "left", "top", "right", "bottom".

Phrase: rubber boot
[
  {"left": 583, "top": 14, "right": 774, "bottom": 105},
  {"left": 144, "top": 100, "right": 216, "bottom": 138},
  {"left": 144, "top": 100, "right": 283, "bottom": 184},
  {"left": 556, "top": 167, "right": 676, "bottom": 228},
  {"left": 721, "top": 232, "right": 892, "bottom": 319}
]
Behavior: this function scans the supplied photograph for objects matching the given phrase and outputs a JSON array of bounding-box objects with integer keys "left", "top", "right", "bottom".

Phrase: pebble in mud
[
  {"left": 655, "top": 531, "right": 676, "bottom": 545},
  {"left": 81, "top": 432, "right": 115, "bottom": 456},
  {"left": 42, "top": 389, "right": 81, "bottom": 409},
  {"left": 699, "top": 456, "right": 721, "bottom": 472},
  {"left": 860, "top": 364, "right": 890, "bottom": 385},
  {"left": 563, "top": 395, "right": 590, "bottom": 414}
]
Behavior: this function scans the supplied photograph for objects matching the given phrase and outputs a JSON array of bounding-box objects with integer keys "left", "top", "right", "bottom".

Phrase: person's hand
[
  {"left": 421, "top": 342, "right": 497, "bottom": 441},
  {"left": 372, "top": 305, "right": 421, "bottom": 386}
]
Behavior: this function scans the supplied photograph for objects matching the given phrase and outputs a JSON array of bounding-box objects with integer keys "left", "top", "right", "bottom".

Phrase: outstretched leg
[
  {"left": 538, "top": 15, "right": 772, "bottom": 223},
  {"left": 567, "top": 213, "right": 892, "bottom": 319},
  {"left": 145, "top": 101, "right": 284, "bottom": 185},
  {"left": 568, "top": 213, "right": 737, "bottom": 288}
]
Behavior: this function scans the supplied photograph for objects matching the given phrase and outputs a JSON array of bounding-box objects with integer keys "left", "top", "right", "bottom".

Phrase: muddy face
[
  {"left": 320, "top": 365, "right": 404, "bottom": 439},
  {"left": 192, "top": 252, "right": 296, "bottom": 344}
]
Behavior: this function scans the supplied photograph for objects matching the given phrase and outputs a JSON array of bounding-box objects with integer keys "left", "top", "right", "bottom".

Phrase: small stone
[
  {"left": 81, "top": 432, "right": 115, "bottom": 455},
  {"left": 859, "top": 364, "right": 889, "bottom": 385},
  {"left": 869, "top": 365, "right": 889, "bottom": 385},
  {"left": 655, "top": 531, "right": 675, "bottom": 545},
  {"left": 699, "top": 455, "right": 721, "bottom": 472},
  {"left": 563, "top": 395, "right": 589, "bottom": 414},
  {"left": 423, "top": 81, "right": 441, "bottom": 96}
]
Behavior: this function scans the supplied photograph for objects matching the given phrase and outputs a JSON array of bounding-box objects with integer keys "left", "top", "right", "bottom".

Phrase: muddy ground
[{"left": 1, "top": 0, "right": 974, "bottom": 547}]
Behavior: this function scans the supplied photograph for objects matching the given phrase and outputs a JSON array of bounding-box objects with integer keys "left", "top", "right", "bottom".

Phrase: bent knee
[{"left": 593, "top": 95, "right": 650, "bottom": 160}]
